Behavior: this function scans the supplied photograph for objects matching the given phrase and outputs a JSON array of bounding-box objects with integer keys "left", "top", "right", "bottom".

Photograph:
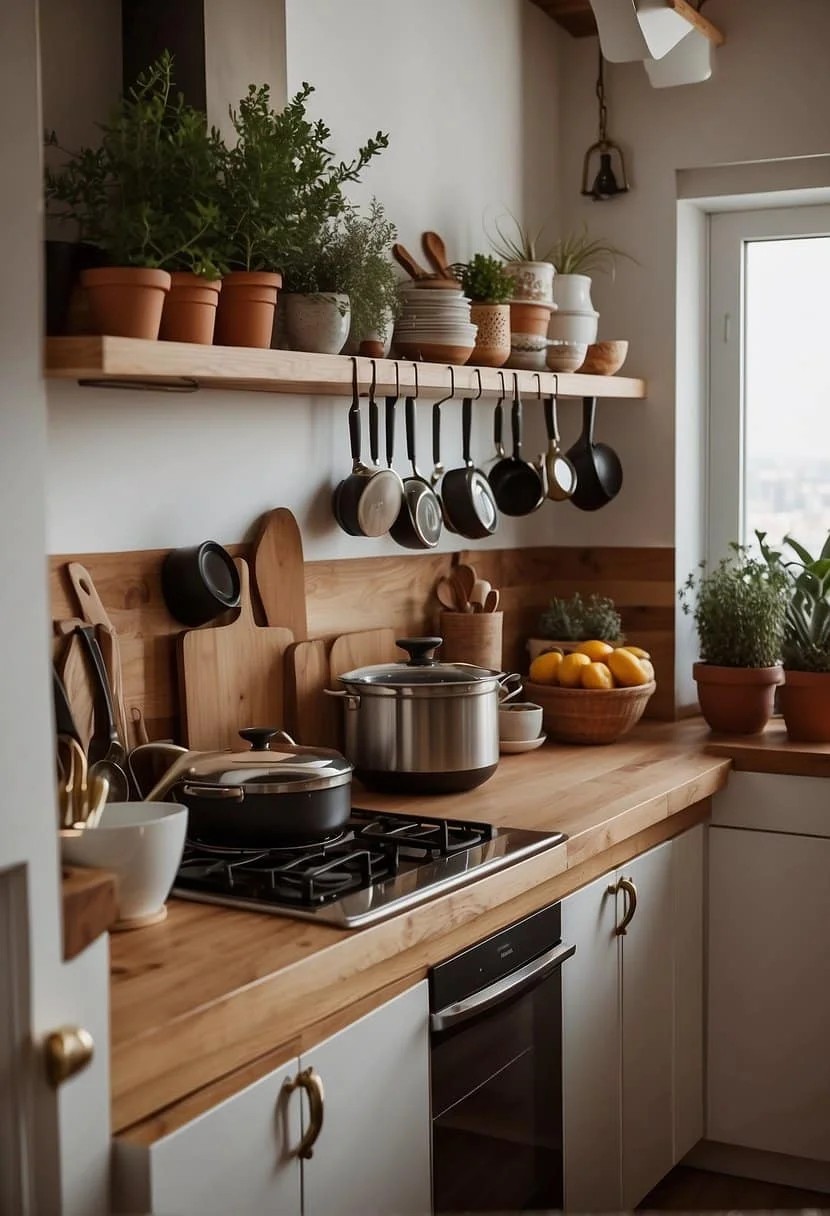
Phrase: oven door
[{"left": 430, "top": 940, "right": 574, "bottom": 1214}]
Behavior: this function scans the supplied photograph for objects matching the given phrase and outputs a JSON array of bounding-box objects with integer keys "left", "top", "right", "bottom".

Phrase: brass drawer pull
[
  {"left": 286, "top": 1067, "right": 325, "bottom": 1159},
  {"left": 44, "top": 1026, "right": 94, "bottom": 1087},
  {"left": 608, "top": 876, "right": 638, "bottom": 935}
]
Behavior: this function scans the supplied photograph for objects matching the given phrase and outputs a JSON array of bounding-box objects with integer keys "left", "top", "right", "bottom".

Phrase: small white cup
[
  {"left": 61, "top": 802, "right": 188, "bottom": 927},
  {"left": 499, "top": 702, "right": 544, "bottom": 742}
]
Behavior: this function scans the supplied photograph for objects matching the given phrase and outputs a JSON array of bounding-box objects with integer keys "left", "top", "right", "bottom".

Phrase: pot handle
[
  {"left": 181, "top": 783, "right": 244, "bottom": 801},
  {"left": 396, "top": 637, "right": 442, "bottom": 666},
  {"left": 498, "top": 672, "right": 523, "bottom": 703},
  {"left": 323, "top": 689, "right": 361, "bottom": 709}
]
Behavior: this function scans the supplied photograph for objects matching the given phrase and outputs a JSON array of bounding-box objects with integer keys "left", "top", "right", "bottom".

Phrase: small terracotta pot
[
  {"left": 470, "top": 303, "right": 510, "bottom": 368},
  {"left": 80, "top": 267, "right": 171, "bottom": 340},
  {"left": 159, "top": 273, "right": 222, "bottom": 344},
  {"left": 509, "top": 300, "right": 551, "bottom": 338},
  {"left": 779, "top": 670, "right": 830, "bottom": 742},
  {"left": 214, "top": 271, "right": 282, "bottom": 348},
  {"left": 693, "top": 662, "right": 783, "bottom": 735}
]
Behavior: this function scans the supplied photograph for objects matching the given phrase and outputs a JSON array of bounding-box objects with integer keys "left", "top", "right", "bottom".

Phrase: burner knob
[{"left": 238, "top": 727, "right": 296, "bottom": 751}]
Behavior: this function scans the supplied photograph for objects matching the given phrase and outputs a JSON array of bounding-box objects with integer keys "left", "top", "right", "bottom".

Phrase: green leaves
[
  {"left": 679, "top": 544, "right": 788, "bottom": 668},
  {"left": 459, "top": 255, "right": 514, "bottom": 304},
  {"left": 539, "top": 593, "right": 622, "bottom": 642},
  {"left": 758, "top": 530, "right": 830, "bottom": 672}
]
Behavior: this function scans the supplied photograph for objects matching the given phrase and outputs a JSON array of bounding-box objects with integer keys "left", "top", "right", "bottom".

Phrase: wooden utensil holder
[{"left": 439, "top": 611, "right": 503, "bottom": 671}]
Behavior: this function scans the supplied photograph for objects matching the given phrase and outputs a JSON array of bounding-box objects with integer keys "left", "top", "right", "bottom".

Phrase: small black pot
[{"left": 161, "top": 541, "right": 241, "bottom": 626}]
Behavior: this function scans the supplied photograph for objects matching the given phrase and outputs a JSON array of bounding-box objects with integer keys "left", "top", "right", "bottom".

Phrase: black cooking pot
[{"left": 145, "top": 727, "right": 353, "bottom": 846}]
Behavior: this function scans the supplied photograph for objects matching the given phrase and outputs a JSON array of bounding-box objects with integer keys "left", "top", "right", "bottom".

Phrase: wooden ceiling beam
[{"left": 531, "top": 0, "right": 725, "bottom": 47}]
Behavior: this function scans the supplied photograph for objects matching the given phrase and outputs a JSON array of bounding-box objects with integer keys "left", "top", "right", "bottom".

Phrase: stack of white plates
[{"left": 393, "top": 284, "right": 478, "bottom": 363}]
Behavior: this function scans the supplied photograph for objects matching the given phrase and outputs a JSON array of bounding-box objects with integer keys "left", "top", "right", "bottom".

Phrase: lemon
[
  {"left": 607, "top": 648, "right": 650, "bottom": 688},
  {"left": 639, "top": 658, "right": 655, "bottom": 682},
  {"left": 558, "top": 652, "right": 592, "bottom": 687},
  {"left": 575, "top": 640, "right": 615, "bottom": 661},
  {"left": 529, "top": 650, "right": 564, "bottom": 685},
  {"left": 621, "top": 645, "right": 651, "bottom": 661},
  {"left": 581, "top": 661, "right": 616, "bottom": 690}
]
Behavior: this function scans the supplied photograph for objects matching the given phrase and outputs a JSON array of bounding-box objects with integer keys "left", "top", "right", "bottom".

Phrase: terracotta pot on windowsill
[
  {"left": 80, "top": 267, "right": 171, "bottom": 340},
  {"left": 693, "top": 662, "right": 784, "bottom": 735},
  {"left": 779, "top": 670, "right": 830, "bottom": 742},
  {"left": 214, "top": 270, "right": 282, "bottom": 348},
  {"left": 159, "top": 273, "right": 222, "bottom": 344}
]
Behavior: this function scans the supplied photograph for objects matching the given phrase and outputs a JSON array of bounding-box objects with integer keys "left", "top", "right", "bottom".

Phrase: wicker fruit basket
[{"left": 524, "top": 680, "right": 656, "bottom": 745}]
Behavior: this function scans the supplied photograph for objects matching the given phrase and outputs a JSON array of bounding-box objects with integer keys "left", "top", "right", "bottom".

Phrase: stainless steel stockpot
[{"left": 331, "top": 637, "right": 520, "bottom": 794}]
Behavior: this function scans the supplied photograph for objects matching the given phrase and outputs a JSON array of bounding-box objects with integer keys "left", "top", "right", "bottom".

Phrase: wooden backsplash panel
[{"left": 50, "top": 544, "right": 675, "bottom": 741}]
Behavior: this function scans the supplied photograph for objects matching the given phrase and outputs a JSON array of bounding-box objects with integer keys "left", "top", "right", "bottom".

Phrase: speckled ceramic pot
[
  {"left": 284, "top": 292, "right": 351, "bottom": 354},
  {"left": 469, "top": 304, "right": 510, "bottom": 367}
]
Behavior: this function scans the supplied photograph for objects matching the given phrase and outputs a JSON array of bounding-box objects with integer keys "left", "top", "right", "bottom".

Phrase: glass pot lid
[{"left": 338, "top": 637, "right": 503, "bottom": 689}]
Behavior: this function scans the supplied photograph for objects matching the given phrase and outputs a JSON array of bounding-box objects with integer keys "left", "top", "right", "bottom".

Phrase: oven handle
[{"left": 430, "top": 940, "right": 576, "bottom": 1032}]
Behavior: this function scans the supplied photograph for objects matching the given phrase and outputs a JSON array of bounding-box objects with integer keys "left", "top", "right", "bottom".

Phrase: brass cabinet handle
[
  {"left": 607, "top": 876, "right": 638, "bottom": 935},
  {"left": 44, "top": 1026, "right": 94, "bottom": 1087},
  {"left": 285, "top": 1067, "right": 325, "bottom": 1159}
]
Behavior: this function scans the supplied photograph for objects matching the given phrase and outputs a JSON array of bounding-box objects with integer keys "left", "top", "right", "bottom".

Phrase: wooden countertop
[{"left": 111, "top": 718, "right": 732, "bottom": 1135}]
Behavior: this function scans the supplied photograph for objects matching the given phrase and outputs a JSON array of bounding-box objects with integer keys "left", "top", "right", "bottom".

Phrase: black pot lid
[{"left": 338, "top": 637, "right": 502, "bottom": 689}]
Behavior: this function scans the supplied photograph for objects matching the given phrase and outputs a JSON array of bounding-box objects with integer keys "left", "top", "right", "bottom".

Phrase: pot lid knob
[
  {"left": 396, "top": 637, "right": 442, "bottom": 667},
  {"left": 238, "top": 726, "right": 296, "bottom": 751}
]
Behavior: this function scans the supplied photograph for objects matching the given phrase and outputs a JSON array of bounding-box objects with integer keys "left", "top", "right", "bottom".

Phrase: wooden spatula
[{"left": 67, "top": 562, "right": 130, "bottom": 748}]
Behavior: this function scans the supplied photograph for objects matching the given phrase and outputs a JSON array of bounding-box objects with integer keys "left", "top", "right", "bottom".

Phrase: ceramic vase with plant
[
  {"left": 486, "top": 211, "right": 555, "bottom": 304},
  {"left": 527, "top": 593, "right": 623, "bottom": 665},
  {"left": 759, "top": 531, "right": 830, "bottom": 741},
  {"left": 547, "top": 227, "right": 635, "bottom": 348},
  {"left": 680, "top": 544, "right": 788, "bottom": 735},
  {"left": 216, "top": 83, "right": 388, "bottom": 349},
  {"left": 458, "top": 255, "right": 513, "bottom": 368}
]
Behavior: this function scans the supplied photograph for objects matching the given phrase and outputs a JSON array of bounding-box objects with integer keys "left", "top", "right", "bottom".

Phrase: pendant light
[{"left": 581, "top": 50, "right": 630, "bottom": 201}]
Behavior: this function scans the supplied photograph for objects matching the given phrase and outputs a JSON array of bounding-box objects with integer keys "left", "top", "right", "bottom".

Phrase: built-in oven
[{"left": 429, "top": 903, "right": 575, "bottom": 1214}]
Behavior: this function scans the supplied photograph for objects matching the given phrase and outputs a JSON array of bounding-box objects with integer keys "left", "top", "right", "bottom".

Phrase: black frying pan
[
  {"left": 333, "top": 359, "right": 403, "bottom": 536},
  {"left": 488, "top": 376, "right": 545, "bottom": 516},
  {"left": 441, "top": 395, "right": 499, "bottom": 539},
  {"left": 390, "top": 394, "right": 443, "bottom": 549},
  {"left": 567, "top": 397, "right": 623, "bottom": 511}
]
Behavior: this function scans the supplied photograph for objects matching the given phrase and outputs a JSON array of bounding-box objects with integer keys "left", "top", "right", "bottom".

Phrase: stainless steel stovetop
[{"left": 172, "top": 808, "right": 567, "bottom": 929}]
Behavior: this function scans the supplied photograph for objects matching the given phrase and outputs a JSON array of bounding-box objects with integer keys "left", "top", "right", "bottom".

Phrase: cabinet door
[
  {"left": 672, "top": 824, "right": 705, "bottom": 1160},
  {"left": 112, "top": 1057, "right": 302, "bottom": 1215},
  {"left": 562, "top": 871, "right": 622, "bottom": 1212},
  {"left": 708, "top": 826, "right": 830, "bottom": 1161},
  {"left": 301, "top": 981, "right": 431, "bottom": 1216},
  {"left": 621, "top": 840, "right": 675, "bottom": 1208}
]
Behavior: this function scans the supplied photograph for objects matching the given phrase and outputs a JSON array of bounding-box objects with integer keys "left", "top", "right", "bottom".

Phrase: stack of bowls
[
  {"left": 548, "top": 273, "right": 597, "bottom": 366},
  {"left": 393, "top": 284, "right": 478, "bottom": 364}
]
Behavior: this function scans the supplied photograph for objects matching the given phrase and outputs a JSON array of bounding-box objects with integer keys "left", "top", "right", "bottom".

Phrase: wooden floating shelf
[{"left": 44, "top": 337, "right": 647, "bottom": 400}]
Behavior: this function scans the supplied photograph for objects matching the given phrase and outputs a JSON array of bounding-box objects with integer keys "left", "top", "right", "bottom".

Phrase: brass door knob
[{"left": 44, "top": 1026, "right": 94, "bottom": 1088}]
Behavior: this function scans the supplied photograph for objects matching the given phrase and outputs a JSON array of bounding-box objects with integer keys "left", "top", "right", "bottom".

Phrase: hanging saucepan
[
  {"left": 567, "top": 396, "right": 623, "bottom": 511},
  {"left": 333, "top": 357, "right": 403, "bottom": 537},
  {"left": 543, "top": 384, "right": 577, "bottom": 502},
  {"left": 429, "top": 367, "right": 458, "bottom": 535},
  {"left": 488, "top": 374, "right": 546, "bottom": 516},
  {"left": 441, "top": 372, "right": 499, "bottom": 540},
  {"left": 144, "top": 727, "right": 353, "bottom": 846},
  {"left": 390, "top": 366, "right": 443, "bottom": 550}
]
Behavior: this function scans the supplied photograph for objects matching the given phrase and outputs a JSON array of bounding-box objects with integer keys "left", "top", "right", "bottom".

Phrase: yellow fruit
[
  {"left": 581, "top": 661, "right": 616, "bottom": 690},
  {"left": 575, "top": 640, "right": 615, "bottom": 661},
  {"left": 607, "top": 648, "right": 650, "bottom": 688},
  {"left": 621, "top": 645, "right": 651, "bottom": 661},
  {"left": 529, "top": 650, "right": 564, "bottom": 685},
  {"left": 558, "top": 652, "right": 593, "bottom": 687},
  {"left": 639, "top": 659, "right": 655, "bottom": 682}
]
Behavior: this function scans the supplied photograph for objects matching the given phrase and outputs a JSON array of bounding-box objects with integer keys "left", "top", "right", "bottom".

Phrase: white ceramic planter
[
  {"left": 548, "top": 309, "right": 599, "bottom": 345},
  {"left": 284, "top": 292, "right": 351, "bottom": 354},
  {"left": 553, "top": 273, "right": 594, "bottom": 312},
  {"left": 505, "top": 260, "right": 555, "bottom": 305}
]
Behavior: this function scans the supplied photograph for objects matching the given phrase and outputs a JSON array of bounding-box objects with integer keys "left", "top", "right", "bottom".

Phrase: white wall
[{"left": 44, "top": 0, "right": 569, "bottom": 558}]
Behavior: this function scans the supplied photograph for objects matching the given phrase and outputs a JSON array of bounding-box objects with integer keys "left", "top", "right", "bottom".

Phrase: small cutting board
[
  {"left": 328, "top": 629, "right": 398, "bottom": 685},
  {"left": 252, "top": 508, "right": 308, "bottom": 641},
  {"left": 179, "top": 559, "right": 294, "bottom": 751},
  {"left": 285, "top": 638, "right": 334, "bottom": 748}
]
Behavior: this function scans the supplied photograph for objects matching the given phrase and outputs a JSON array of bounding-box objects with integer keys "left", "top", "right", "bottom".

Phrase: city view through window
[{"left": 744, "top": 235, "right": 830, "bottom": 557}]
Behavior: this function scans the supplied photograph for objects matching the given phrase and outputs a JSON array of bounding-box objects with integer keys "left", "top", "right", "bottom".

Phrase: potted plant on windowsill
[
  {"left": 527, "top": 592, "right": 623, "bottom": 665},
  {"left": 456, "top": 255, "right": 513, "bottom": 368},
  {"left": 759, "top": 531, "right": 830, "bottom": 742},
  {"left": 680, "top": 544, "right": 788, "bottom": 735}
]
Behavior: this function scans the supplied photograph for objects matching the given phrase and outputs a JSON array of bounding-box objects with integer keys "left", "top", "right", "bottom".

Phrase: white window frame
[{"left": 707, "top": 204, "right": 830, "bottom": 562}]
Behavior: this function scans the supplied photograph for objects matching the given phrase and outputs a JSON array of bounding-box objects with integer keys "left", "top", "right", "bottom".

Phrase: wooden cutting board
[
  {"left": 285, "top": 639, "right": 334, "bottom": 749},
  {"left": 252, "top": 508, "right": 308, "bottom": 641},
  {"left": 67, "top": 561, "right": 130, "bottom": 747},
  {"left": 56, "top": 628, "right": 96, "bottom": 753},
  {"left": 178, "top": 559, "right": 294, "bottom": 751},
  {"left": 327, "top": 629, "right": 399, "bottom": 753}
]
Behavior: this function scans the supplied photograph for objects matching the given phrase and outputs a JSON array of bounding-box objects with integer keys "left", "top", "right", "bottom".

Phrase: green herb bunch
[
  {"left": 757, "top": 531, "right": 830, "bottom": 672},
  {"left": 539, "top": 593, "right": 622, "bottom": 642},
  {"left": 458, "top": 255, "right": 514, "bottom": 304},
  {"left": 45, "top": 52, "right": 226, "bottom": 277},
  {"left": 221, "top": 82, "right": 388, "bottom": 274},
  {"left": 679, "top": 543, "right": 788, "bottom": 668}
]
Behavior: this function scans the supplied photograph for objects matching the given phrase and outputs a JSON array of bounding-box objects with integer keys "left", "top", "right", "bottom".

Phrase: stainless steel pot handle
[
  {"left": 430, "top": 940, "right": 575, "bottom": 1031},
  {"left": 323, "top": 689, "right": 361, "bottom": 708}
]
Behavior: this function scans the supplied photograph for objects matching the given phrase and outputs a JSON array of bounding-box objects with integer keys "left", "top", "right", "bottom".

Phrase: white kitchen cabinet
[
  {"left": 113, "top": 981, "right": 431, "bottom": 1216},
  {"left": 562, "top": 827, "right": 705, "bottom": 1212},
  {"left": 708, "top": 825, "right": 830, "bottom": 1162}
]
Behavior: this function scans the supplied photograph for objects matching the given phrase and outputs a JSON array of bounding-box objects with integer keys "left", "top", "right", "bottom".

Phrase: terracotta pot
[
  {"left": 470, "top": 303, "right": 510, "bottom": 368},
  {"left": 214, "top": 271, "right": 282, "bottom": 349},
  {"left": 779, "top": 670, "right": 830, "bottom": 742},
  {"left": 509, "top": 300, "right": 552, "bottom": 338},
  {"left": 80, "top": 267, "right": 171, "bottom": 340},
  {"left": 693, "top": 662, "right": 783, "bottom": 735},
  {"left": 283, "top": 292, "right": 351, "bottom": 354},
  {"left": 159, "top": 273, "right": 222, "bottom": 344}
]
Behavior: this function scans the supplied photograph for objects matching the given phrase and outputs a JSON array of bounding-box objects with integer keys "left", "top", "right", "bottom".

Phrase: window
[{"left": 708, "top": 205, "right": 830, "bottom": 561}]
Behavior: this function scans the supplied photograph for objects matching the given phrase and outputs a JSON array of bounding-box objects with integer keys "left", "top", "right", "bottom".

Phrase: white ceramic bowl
[
  {"left": 510, "top": 331, "right": 549, "bottom": 352},
  {"left": 507, "top": 348, "right": 548, "bottom": 371},
  {"left": 546, "top": 341, "right": 588, "bottom": 372},
  {"left": 499, "top": 702, "right": 544, "bottom": 741},
  {"left": 61, "top": 801, "right": 188, "bottom": 926},
  {"left": 547, "top": 309, "right": 599, "bottom": 345}
]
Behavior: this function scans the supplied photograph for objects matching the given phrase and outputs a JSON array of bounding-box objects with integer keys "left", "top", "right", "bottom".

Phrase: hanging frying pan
[
  {"left": 440, "top": 371, "right": 499, "bottom": 540},
  {"left": 488, "top": 374, "right": 546, "bottom": 516},
  {"left": 333, "top": 358, "right": 403, "bottom": 537},
  {"left": 566, "top": 396, "right": 623, "bottom": 511},
  {"left": 390, "top": 364, "right": 443, "bottom": 550}
]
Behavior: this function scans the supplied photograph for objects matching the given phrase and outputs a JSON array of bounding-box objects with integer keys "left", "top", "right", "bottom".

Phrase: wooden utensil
[
  {"left": 252, "top": 508, "right": 308, "bottom": 641},
  {"left": 470, "top": 579, "right": 491, "bottom": 609},
  {"left": 422, "top": 231, "right": 454, "bottom": 279},
  {"left": 484, "top": 589, "right": 499, "bottom": 613},
  {"left": 56, "top": 627, "right": 96, "bottom": 753},
  {"left": 285, "top": 639, "right": 334, "bottom": 748},
  {"left": 67, "top": 562, "right": 130, "bottom": 748},
  {"left": 178, "top": 559, "right": 294, "bottom": 750},
  {"left": 392, "top": 242, "right": 432, "bottom": 281},
  {"left": 436, "top": 578, "right": 460, "bottom": 613}
]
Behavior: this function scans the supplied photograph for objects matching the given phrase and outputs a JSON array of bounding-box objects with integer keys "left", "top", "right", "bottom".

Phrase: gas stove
[{"left": 172, "top": 808, "right": 567, "bottom": 928}]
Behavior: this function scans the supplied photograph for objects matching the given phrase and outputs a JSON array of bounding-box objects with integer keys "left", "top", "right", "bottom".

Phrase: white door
[
  {"left": 0, "top": 2, "right": 111, "bottom": 1212},
  {"left": 562, "top": 872, "right": 622, "bottom": 1212}
]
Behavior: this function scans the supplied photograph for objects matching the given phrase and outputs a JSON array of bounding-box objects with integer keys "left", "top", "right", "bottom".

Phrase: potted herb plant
[
  {"left": 458, "top": 255, "right": 513, "bottom": 368},
  {"left": 486, "top": 211, "right": 554, "bottom": 340},
  {"left": 759, "top": 531, "right": 830, "bottom": 741},
  {"left": 679, "top": 544, "right": 788, "bottom": 735},
  {"left": 45, "top": 53, "right": 223, "bottom": 340},
  {"left": 216, "top": 82, "right": 388, "bottom": 349},
  {"left": 527, "top": 592, "right": 623, "bottom": 664},
  {"left": 343, "top": 201, "right": 400, "bottom": 357}
]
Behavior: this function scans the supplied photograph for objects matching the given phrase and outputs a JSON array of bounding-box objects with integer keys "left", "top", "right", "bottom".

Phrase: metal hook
[
  {"left": 351, "top": 356, "right": 359, "bottom": 405},
  {"left": 393, "top": 361, "right": 400, "bottom": 400},
  {"left": 412, "top": 362, "right": 419, "bottom": 399},
  {"left": 512, "top": 371, "right": 521, "bottom": 403},
  {"left": 471, "top": 367, "right": 483, "bottom": 400},
  {"left": 432, "top": 365, "right": 455, "bottom": 409},
  {"left": 533, "top": 372, "right": 543, "bottom": 400},
  {"left": 368, "top": 359, "right": 377, "bottom": 405},
  {"left": 497, "top": 370, "right": 507, "bottom": 405}
]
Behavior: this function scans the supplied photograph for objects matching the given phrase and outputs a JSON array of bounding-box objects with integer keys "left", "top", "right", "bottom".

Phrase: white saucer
[{"left": 499, "top": 734, "right": 547, "bottom": 754}]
